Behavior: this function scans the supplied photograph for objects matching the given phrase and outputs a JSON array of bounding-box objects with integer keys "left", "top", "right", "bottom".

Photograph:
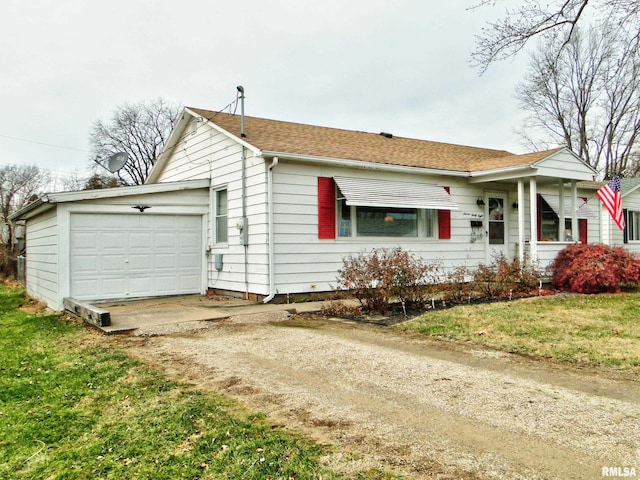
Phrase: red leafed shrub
[{"left": 552, "top": 243, "right": 640, "bottom": 293}]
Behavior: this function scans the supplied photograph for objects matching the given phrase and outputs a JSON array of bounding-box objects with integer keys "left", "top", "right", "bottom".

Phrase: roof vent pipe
[{"left": 237, "top": 86, "right": 246, "bottom": 137}]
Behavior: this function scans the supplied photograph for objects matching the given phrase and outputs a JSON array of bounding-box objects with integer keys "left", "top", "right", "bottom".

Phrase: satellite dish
[{"left": 106, "top": 152, "right": 128, "bottom": 173}]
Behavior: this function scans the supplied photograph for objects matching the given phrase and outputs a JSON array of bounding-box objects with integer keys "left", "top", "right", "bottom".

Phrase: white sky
[{"left": 0, "top": 0, "right": 529, "bottom": 188}]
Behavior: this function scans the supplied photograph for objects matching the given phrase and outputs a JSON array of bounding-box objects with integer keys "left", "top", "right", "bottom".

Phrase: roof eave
[
  {"left": 146, "top": 107, "right": 193, "bottom": 184},
  {"left": 9, "top": 179, "right": 211, "bottom": 220},
  {"left": 468, "top": 165, "right": 538, "bottom": 183},
  {"left": 9, "top": 197, "right": 51, "bottom": 221},
  {"left": 260, "top": 151, "right": 470, "bottom": 177}
]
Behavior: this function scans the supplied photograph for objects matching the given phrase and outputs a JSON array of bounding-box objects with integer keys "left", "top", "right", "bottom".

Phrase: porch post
[
  {"left": 558, "top": 181, "right": 565, "bottom": 241},
  {"left": 529, "top": 178, "right": 538, "bottom": 263},
  {"left": 571, "top": 180, "right": 578, "bottom": 242},
  {"left": 518, "top": 179, "right": 525, "bottom": 264}
]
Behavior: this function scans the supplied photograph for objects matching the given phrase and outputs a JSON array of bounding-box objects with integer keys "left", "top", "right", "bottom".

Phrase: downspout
[
  {"left": 263, "top": 157, "right": 279, "bottom": 303},
  {"left": 237, "top": 86, "right": 249, "bottom": 298}
]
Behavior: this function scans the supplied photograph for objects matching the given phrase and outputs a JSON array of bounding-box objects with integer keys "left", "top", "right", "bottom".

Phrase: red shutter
[
  {"left": 579, "top": 219, "right": 587, "bottom": 244},
  {"left": 438, "top": 186, "right": 451, "bottom": 239},
  {"left": 318, "top": 177, "right": 336, "bottom": 239}
]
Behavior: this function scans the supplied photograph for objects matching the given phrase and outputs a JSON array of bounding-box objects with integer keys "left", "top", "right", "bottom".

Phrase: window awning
[
  {"left": 540, "top": 194, "right": 596, "bottom": 220},
  {"left": 334, "top": 176, "right": 458, "bottom": 210}
]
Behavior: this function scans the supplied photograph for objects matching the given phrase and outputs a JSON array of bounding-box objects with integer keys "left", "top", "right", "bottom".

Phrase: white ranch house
[{"left": 14, "top": 107, "right": 635, "bottom": 311}]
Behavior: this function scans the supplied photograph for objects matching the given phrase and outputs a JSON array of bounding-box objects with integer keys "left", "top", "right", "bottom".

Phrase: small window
[
  {"left": 627, "top": 211, "right": 640, "bottom": 241},
  {"left": 539, "top": 197, "right": 559, "bottom": 241},
  {"left": 214, "top": 189, "right": 228, "bottom": 243}
]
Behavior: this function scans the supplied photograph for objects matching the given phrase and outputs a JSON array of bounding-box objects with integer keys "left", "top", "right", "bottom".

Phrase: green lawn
[
  {"left": 0, "top": 285, "right": 349, "bottom": 480},
  {"left": 399, "top": 293, "right": 640, "bottom": 369}
]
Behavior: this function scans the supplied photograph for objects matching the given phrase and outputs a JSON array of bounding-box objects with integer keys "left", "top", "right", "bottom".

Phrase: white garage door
[{"left": 70, "top": 213, "right": 202, "bottom": 301}]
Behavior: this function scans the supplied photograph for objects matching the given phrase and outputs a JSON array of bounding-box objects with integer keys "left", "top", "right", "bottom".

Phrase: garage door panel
[
  {"left": 101, "top": 215, "right": 129, "bottom": 229},
  {"left": 155, "top": 276, "right": 179, "bottom": 294},
  {"left": 71, "top": 232, "right": 98, "bottom": 248},
  {"left": 156, "top": 253, "right": 177, "bottom": 269},
  {"left": 102, "top": 277, "right": 130, "bottom": 296},
  {"left": 102, "top": 232, "right": 126, "bottom": 248},
  {"left": 129, "top": 277, "right": 154, "bottom": 297},
  {"left": 153, "top": 232, "right": 176, "bottom": 248},
  {"left": 179, "top": 232, "right": 200, "bottom": 248},
  {"left": 70, "top": 255, "right": 99, "bottom": 273},
  {"left": 71, "top": 278, "right": 99, "bottom": 296},
  {"left": 129, "top": 253, "right": 152, "bottom": 270},
  {"left": 130, "top": 231, "right": 152, "bottom": 245},
  {"left": 179, "top": 253, "right": 200, "bottom": 268},
  {"left": 180, "top": 275, "right": 201, "bottom": 290},
  {"left": 100, "top": 255, "right": 126, "bottom": 272},
  {"left": 70, "top": 213, "right": 202, "bottom": 301}
]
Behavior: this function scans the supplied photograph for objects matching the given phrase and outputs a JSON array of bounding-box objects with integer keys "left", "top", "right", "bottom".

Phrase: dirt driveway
[{"left": 121, "top": 311, "right": 640, "bottom": 479}]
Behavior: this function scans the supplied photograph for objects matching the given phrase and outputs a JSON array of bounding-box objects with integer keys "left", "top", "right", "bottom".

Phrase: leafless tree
[
  {"left": 472, "top": 0, "right": 640, "bottom": 73},
  {"left": 89, "top": 98, "right": 182, "bottom": 185},
  {"left": 0, "top": 164, "right": 50, "bottom": 247},
  {"left": 516, "top": 24, "right": 640, "bottom": 178}
]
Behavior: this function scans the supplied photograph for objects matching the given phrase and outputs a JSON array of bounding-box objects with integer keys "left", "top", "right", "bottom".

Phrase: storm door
[{"left": 485, "top": 193, "right": 508, "bottom": 262}]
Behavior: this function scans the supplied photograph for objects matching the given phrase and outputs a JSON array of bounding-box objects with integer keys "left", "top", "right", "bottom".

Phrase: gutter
[
  {"left": 263, "top": 157, "right": 279, "bottom": 303},
  {"left": 9, "top": 197, "right": 50, "bottom": 221}
]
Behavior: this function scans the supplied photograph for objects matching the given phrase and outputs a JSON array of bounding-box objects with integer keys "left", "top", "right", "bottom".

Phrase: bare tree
[
  {"left": 472, "top": 0, "right": 640, "bottom": 73},
  {"left": 89, "top": 98, "right": 182, "bottom": 185},
  {"left": 516, "top": 24, "right": 640, "bottom": 178},
  {"left": 0, "top": 164, "right": 50, "bottom": 247}
]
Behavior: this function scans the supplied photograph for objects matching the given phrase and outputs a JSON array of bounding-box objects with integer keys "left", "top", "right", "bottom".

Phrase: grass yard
[
  {"left": 400, "top": 293, "right": 640, "bottom": 369},
  {"left": 0, "top": 285, "right": 346, "bottom": 480}
]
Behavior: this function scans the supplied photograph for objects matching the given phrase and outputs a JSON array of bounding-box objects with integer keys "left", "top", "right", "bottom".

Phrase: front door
[{"left": 485, "top": 193, "right": 508, "bottom": 262}]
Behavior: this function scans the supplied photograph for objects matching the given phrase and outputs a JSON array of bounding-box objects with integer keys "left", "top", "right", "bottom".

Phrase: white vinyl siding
[
  {"left": 25, "top": 208, "right": 58, "bottom": 308},
  {"left": 269, "top": 161, "right": 483, "bottom": 295}
]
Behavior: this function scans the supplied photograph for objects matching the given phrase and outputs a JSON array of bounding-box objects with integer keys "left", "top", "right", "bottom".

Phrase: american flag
[{"left": 596, "top": 177, "right": 625, "bottom": 230}]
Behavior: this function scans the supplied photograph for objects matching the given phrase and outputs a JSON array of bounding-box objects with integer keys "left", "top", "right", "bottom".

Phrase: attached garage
[{"left": 10, "top": 179, "right": 210, "bottom": 311}]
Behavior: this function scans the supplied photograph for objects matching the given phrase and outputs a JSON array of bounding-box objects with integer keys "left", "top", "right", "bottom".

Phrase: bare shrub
[
  {"left": 336, "top": 248, "right": 439, "bottom": 314},
  {"left": 474, "top": 253, "right": 541, "bottom": 299},
  {"left": 320, "top": 301, "right": 363, "bottom": 319}
]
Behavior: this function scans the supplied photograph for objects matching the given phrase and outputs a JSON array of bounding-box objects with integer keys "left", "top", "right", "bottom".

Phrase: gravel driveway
[{"left": 123, "top": 311, "right": 640, "bottom": 479}]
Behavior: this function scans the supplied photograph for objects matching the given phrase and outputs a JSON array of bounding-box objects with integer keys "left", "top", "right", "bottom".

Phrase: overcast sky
[{"left": 1, "top": 0, "right": 530, "bottom": 189}]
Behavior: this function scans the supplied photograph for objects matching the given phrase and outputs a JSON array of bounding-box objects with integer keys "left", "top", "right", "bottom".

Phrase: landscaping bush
[
  {"left": 552, "top": 243, "right": 640, "bottom": 293},
  {"left": 441, "top": 264, "right": 476, "bottom": 304},
  {"left": 320, "top": 300, "right": 363, "bottom": 319},
  {"left": 336, "top": 247, "right": 440, "bottom": 314},
  {"left": 473, "top": 253, "right": 541, "bottom": 299}
]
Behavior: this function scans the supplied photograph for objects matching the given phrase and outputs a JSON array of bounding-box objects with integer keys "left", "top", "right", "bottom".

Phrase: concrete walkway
[{"left": 92, "top": 295, "right": 332, "bottom": 334}]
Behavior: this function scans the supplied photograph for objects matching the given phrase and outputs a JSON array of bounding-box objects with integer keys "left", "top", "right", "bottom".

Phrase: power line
[{"left": 0, "top": 133, "right": 88, "bottom": 153}]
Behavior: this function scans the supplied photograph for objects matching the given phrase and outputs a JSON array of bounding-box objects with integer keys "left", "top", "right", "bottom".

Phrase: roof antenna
[{"left": 237, "top": 85, "right": 246, "bottom": 137}]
